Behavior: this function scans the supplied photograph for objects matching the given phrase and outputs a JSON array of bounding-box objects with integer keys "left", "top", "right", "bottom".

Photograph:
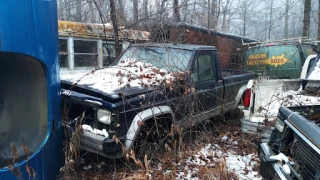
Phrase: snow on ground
[
  {"left": 60, "top": 58, "right": 176, "bottom": 97},
  {"left": 259, "top": 89, "right": 320, "bottom": 117},
  {"left": 174, "top": 136, "right": 261, "bottom": 180}
]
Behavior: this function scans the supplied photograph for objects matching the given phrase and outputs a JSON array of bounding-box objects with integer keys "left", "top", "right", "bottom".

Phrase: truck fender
[
  {"left": 124, "top": 105, "right": 175, "bottom": 149},
  {"left": 232, "top": 83, "right": 251, "bottom": 110}
]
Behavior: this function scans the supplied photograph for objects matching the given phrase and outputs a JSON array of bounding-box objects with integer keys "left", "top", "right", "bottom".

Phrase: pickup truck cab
[{"left": 61, "top": 44, "right": 255, "bottom": 159}]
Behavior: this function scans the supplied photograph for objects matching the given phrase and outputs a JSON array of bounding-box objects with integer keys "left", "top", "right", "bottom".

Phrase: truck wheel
[{"left": 133, "top": 115, "right": 172, "bottom": 161}]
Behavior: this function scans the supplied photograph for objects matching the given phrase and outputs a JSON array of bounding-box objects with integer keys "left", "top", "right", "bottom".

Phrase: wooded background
[{"left": 57, "top": 0, "right": 319, "bottom": 41}]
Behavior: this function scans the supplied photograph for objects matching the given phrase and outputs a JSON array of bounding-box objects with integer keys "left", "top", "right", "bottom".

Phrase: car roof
[{"left": 130, "top": 43, "right": 217, "bottom": 51}]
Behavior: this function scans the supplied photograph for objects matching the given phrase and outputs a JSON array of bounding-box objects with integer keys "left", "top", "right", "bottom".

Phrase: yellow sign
[{"left": 246, "top": 53, "right": 290, "bottom": 67}]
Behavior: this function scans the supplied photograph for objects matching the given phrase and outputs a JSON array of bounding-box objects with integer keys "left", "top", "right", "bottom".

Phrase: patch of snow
[
  {"left": 180, "top": 141, "right": 262, "bottom": 179},
  {"left": 60, "top": 58, "right": 176, "bottom": 98},
  {"left": 226, "top": 152, "right": 261, "bottom": 180},
  {"left": 82, "top": 124, "right": 109, "bottom": 140},
  {"left": 258, "top": 90, "right": 320, "bottom": 118},
  {"left": 282, "top": 164, "right": 291, "bottom": 175},
  {"left": 221, "top": 136, "right": 228, "bottom": 141},
  {"left": 269, "top": 153, "right": 289, "bottom": 163}
]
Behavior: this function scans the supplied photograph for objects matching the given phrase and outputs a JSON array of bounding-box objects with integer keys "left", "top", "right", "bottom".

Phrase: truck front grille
[
  {"left": 292, "top": 136, "right": 320, "bottom": 180},
  {"left": 63, "top": 99, "right": 96, "bottom": 125}
]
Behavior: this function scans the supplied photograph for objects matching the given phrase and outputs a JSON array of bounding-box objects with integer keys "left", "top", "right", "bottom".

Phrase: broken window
[
  {"left": 59, "top": 39, "right": 68, "bottom": 68},
  {"left": 102, "top": 43, "right": 116, "bottom": 66},
  {"left": 192, "top": 52, "right": 214, "bottom": 82},
  {"left": 74, "top": 40, "right": 98, "bottom": 67}
]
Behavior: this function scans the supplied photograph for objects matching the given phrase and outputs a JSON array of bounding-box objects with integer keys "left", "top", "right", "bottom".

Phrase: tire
[{"left": 133, "top": 115, "right": 172, "bottom": 161}]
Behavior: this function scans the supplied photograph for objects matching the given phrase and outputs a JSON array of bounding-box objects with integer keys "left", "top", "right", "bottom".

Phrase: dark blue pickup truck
[{"left": 61, "top": 44, "right": 255, "bottom": 159}]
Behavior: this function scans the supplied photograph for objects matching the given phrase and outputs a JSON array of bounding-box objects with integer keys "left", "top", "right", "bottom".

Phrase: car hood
[{"left": 60, "top": 61, "right": 174, "bottom": 102}]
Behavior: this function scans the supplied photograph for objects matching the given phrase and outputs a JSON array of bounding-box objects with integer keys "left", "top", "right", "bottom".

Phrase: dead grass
[{"left": 58, "top": 114, "right": 261, "bottom": 180}]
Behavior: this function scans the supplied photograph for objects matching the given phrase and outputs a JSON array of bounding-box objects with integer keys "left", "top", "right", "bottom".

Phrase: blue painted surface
[{"left": 0, "top": 0, "right": 63, "bottom": 180}]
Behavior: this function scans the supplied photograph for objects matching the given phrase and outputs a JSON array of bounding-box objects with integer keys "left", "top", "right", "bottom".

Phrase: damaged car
[
  {"left": 60, "top": 43, "right": 256, "bottom": 159},
  {"left": 259, "top": 53, "right": 320, "bottom": 179}
]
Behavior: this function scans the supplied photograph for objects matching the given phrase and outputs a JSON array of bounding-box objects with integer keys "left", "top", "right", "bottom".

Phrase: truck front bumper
[
  {"left": 80, "top": 133, "right": 126, "bottom": 159},
  {"left": 241, "top": 116, "right": 272, "bottom": 141},
  {"left": 258, "top": 143, "right": 292, "bottom": 180},
  {"left": 65, "top": 125, "right": 126, "bottom": 159}
]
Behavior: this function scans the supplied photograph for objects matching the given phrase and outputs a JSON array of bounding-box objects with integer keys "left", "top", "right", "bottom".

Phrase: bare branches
[{"left": 109, "top": 0, "right": 121, "bottom": 57}]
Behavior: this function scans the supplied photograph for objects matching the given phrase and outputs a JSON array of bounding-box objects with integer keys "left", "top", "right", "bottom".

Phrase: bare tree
[
  {"left": 143, "top": 0, "right": 148, "bottom": 19},
  {"left": 133, "top": 0, "right": 139, "bottom": 23},
  {"left": 159, "top": 0, "right": 169, "bottom": 21},
  {"left": 173, "top": 0, "right": 182, "bottom": 22},
  {"left": 182, "top": 0, "right": 189, "bottom": 22},
  {"left": 268, "top": 0, "right": 273, "bottom": 40},
  {"left": 117, "top": 0, "right": 127, "bottom": 25},
  {"left": 88, "top": 1, "right": 95, "bottom": 23},
  {"left": 76, "top": 0, "right": 82, "bottom": 22},
  {"left": 221, "top": 0, "right": 231, "bottom": 31},
  {"left": 242, "top": 0, "right": 247, "bottom": 36},
  {"left": 318, "top": 0, "right": 320, "bottom": 49},
  {"left": 284, "top": 0, "right": 289, "bottom": 39},
  {"left": 302, "top": 0, "right": 311, "bottom": 37},
  {"left": 110, "top": 0, "right": 121, "bottom": 57}
]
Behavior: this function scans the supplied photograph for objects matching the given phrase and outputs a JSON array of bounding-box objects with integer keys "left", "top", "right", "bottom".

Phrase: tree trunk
[
  {"left": 302, "top": 0, "right": 311, "bottom": 37},
  {"left": 182, "top": 0, "right": 189, "bottom": 22},
  {"left": 143, "top": 0, "right": 148, "bottom": 19},
  {"left": 160, "top": 0, "right": 168, "bottom": 21},
  {"left": 243, "top": 1, "right": 246, "bottom": 36},
  {"left": 284, "top": 0, "right": 289, "bottom": 39},
  {"left": 173, "top": 0, "right": 181, "bottom": 22},
  {"left": 76, "top": 0, "right": 82, "bottom": 22},
  {"left": 89, "top": 1, "right": 95, "bottom": 23},
  {"left": 64, "top": 0, "right": 69, "bottom": 20},
  {"left": 110, "top": 0, "right": 121, "bottom": 57},
  {"left": 210, "top": 0, "right": 216, "bottom": 28},
  {"left": 117, "top": 0, "right": 127, "bottom": 26},
  {"left": 208, "top": 0, "right": 211, "bottom": 28},
  {"left": 221, "top": 0, "right": 230, "bottom": 31},
  {"left": 318, "top": 0, "right": 320, "bottom": 49},
  {"left": 133, "top": 0, "right": 139, "bottom": 23},
  {"left": 58, "top": 0, "right": 64, "bottom": 20},
  {"left": 268, "top": 0, "right": 273, "bottom": 40}
]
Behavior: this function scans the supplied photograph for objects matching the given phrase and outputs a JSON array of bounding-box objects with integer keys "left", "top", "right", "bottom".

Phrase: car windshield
[{"left": 115, "top": 46, "right": 193, "bottom": 72}]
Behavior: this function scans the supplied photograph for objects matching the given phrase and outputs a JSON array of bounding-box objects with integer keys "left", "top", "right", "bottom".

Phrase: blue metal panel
[{"left": 0, "top": 0, "right": 63, "bottom": 179}]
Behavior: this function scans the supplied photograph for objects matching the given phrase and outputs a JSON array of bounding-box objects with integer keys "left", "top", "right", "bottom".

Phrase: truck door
[{"left": 191, "top": 51, "right": 220, "bottom": 117}]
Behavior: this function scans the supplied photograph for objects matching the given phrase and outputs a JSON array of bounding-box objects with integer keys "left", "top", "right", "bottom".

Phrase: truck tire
[{"left": 133, "top": 115, "right": 172, "bottom": 161}]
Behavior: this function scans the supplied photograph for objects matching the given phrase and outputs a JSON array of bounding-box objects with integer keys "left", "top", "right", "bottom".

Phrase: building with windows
[{"left": 58, "top": 20, "right": 150, "bottom": 72}]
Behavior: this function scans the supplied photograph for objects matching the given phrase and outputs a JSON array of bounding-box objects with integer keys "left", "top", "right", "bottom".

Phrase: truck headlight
[
  {"left": 97, "top": 109, "right": 112, "bottom": 125},
  {"left": 274, "top": 118, "right": 284, "bottom": 132}
]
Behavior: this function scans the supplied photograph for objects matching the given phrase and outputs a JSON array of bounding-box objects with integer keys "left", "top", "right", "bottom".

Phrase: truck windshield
[{"left": 115, "top": 46, "right": 193, "bottom": 72}]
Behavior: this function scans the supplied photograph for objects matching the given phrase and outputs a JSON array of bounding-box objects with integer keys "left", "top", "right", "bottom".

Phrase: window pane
[
  {"left": 74, "top": 40, "right": 97, "bottom": 53},
  {"left": 59, "top": 39, "right": 68, "bottom": 67},
  {"left": 74, "top": 54, "right": 98, "bottom": 67},
  {"left": 198, "top": 54, "right": 214, "bottom": 81},
  {"left": 116, "top": 47, "right": 192, "bottom": 71},
  {"left": 103, "top": 44, "right": 116, "bottom": 66},
  {"left": 191, "top": 53, "right": 214, "bottom": 82}
]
